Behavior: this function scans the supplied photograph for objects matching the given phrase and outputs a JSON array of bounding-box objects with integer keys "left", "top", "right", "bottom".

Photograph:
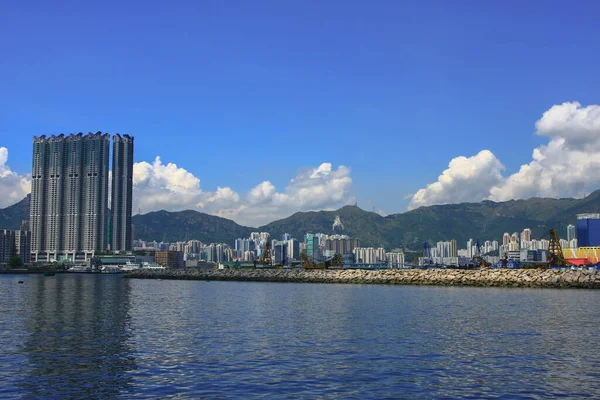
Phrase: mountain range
[{"left": 2, "top": 190, "right": 600, "bottom": 250}]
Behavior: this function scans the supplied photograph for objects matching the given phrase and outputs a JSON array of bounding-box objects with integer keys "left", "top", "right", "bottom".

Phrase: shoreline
[
  {"left": 123, "top": 268, "right": 600, "bottom": 289},
  {"left": 0, "top": 270, "right": 65, "bottom": 275}
]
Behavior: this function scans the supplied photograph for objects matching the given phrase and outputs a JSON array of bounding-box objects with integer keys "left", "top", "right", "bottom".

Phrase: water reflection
[
  {"left": 3, "top": 277, "right": 600, "bottom": 398},
  {"left": 18, "top": 275, "right": 135, "bottom": 398}
]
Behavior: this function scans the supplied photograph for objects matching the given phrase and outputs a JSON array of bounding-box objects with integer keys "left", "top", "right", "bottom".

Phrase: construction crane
[
  {"left": 300, "top": 254, "right": 317, "bottom": 269},
  {"left": 254, "top": 242, "right": 273, "bottom": 267},
  {"left": 548, "top": 228, "right": 567, "bottom": 267},
  {"left": 324, "top": 254, "right": 343, "bottom": 269},
  {"left": 301, "top": 253, "right": 343, "bottom": 269},
  {"left": 472, "top": 240, "right": 490, "bottom": 268}
]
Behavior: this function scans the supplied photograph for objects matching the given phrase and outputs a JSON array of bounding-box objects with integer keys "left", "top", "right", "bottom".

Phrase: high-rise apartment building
[
  {"left": 14, "top": 230, "right": 31, "bottom": 264},
  {"left": 31, "top": 133, "right": 110, "bottom": 262},
  {"left": 502, "top": 232, "right": 510, "bottom": 247},
  {"left": 450, "top": 239, "right": 458, "bottom": 258},
  {"left": 272, "top": 240, "right": 288, "bottom": 264},
  {"left": 567, "top": 224, "right": 576, "bottom": 243},
  {"left": 509, "top": 232, "right": 519, "bottom": 251},
  {"left": 0, "top": 229, "right": 29, "bottom": 264},
  {"left": 306, "top": 233, "right": 320, "bottom": 261},
  {"left": 287, "top": 238, "right": 300, "bottom": 261},
  {"left": 30, "top": 132, "right": 133, "bottom": 262},
  {"left": 111, "top": 134, "right": 134, "bottom": 251},
  {"left": 467, "top": 239, "right": 474, "bottom": 258}
]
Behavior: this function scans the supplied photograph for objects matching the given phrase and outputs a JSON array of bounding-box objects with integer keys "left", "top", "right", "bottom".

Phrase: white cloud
[
  {"left": 133, "top": 159, "right": 353, "bottom": 226},
  {"left": 408, "top": 150, "right": 505, "bottom": 210},
  {"left": 535, "top": 101, "right": 600, "bottom": 148},
  {"left": 409, "top": 102, "right": 600, "bottom": 208},
  {"left": 490, "top": 102, "right": 600, "bottom": 201},
  {"left": 0, "top": 148, "right": 352, "bottom": 226},
  {"left": 0, "top": 147, "right": 31, "bottom": 208}
]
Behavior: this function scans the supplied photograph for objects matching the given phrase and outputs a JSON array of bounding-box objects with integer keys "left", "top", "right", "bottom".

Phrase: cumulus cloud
[
  {"left": 408, "top": 150, "right": 505, "bottom": 210},
  {"left": 0, "top": 147, "right": 31, "bottom": 208},
  {"left": 490, "top": 102, "right": 600, "bottom": 201},
  {"left": 535, "top": 101, "right": 600, "bottom": 148},
  {"left": 408, "top": 102, "right": 600, "bottom": 209},
  {"left": 133, "top": 156, "right": 205, "bottom": 213},
  {"left": 133, "top": 158, "right": 353, "bottom": 226}
]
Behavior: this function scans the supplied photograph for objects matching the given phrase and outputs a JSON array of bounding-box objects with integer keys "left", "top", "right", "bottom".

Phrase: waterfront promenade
[{"left": 124, "top": 268, "right": 600, "bottom": 289}]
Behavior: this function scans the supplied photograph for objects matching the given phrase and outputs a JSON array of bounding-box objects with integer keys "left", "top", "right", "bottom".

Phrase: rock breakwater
[{"left": 124, "top": 268, "right": 600, "bottom": 289}]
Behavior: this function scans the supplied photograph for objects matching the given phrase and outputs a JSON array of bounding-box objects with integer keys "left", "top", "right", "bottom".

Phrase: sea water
[{"left": 1, "top": 274, "right": 599, "bottom": 398}]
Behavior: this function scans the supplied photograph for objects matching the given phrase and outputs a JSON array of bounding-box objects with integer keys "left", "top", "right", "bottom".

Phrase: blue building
[{"left": 576, "top": 214, "right": 600, "bottom": 247}]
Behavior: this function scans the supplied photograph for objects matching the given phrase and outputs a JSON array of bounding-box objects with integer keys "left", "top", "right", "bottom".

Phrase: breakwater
[{"left": 124, "top": 268, "right": 600, "bottom": 289}]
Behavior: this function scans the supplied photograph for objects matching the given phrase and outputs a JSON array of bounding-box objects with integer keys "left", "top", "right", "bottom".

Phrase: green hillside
[{"left": 2, "top": 190, "right": 600, "bottom": 249}]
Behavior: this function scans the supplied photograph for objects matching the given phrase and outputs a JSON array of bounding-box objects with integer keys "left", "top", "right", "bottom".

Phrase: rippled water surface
[{"left": 1, "top": 274, "right": 600, "bottom": 398}]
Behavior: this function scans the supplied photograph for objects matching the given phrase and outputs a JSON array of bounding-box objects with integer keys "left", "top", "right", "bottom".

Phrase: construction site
[{"left": 414, "top": 213, "right": 600, "bottom": 270}]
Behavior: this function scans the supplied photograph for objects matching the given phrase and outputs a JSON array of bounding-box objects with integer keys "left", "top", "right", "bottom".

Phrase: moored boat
[
  {"left": 100, "top": 266, "right": 122, "bottom": 274},
  {"left": 141, "top": 262, "right": 165, "bottom": 270},
  {"left": 67, "top": 265, "right": 92, "bottom": 273},
  {"left": 121, "top": 261, "right": 141, "bottom": 272}
]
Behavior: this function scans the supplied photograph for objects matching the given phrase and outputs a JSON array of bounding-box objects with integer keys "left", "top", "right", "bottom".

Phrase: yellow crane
[{"left": 548, "top": 228, "right": 567, "bottom": 267}]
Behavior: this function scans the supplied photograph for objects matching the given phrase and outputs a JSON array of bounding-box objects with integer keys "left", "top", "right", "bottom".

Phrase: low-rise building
[{"left": 155, "top": 251, "right": 184, "bottom": 268}]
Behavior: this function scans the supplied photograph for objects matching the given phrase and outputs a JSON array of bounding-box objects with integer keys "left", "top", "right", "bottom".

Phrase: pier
[{"left": 123, "top": 268, "right": 600, "bottom": 289}]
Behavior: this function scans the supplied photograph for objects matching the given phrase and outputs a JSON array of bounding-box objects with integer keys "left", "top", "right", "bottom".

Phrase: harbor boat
[
  {"left": 67, "top": 265, "right": 92, "bottom": 273},
  {"left": 43, "top": 271, "right": 56, "bottom": 276},
  {"left": 100, "top": 266, "right": 122, "bottom": 274},
  {"left": 141, "top": 262, "right": 165, "bottom": 270},
  {"left": 121, "top": 261, "right": 141, "bottom": 272}
]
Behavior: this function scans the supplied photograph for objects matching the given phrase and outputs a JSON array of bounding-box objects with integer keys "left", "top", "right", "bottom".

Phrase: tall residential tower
[
  {"left": 30, "top": 132, "right": 133, "bottom": 262},
  {"left": 111, "top": 134, "right": 134, "bottom": 251}
]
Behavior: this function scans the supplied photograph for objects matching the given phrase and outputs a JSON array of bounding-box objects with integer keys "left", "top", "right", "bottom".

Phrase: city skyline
[
  {"left": 2, "top": 2, "right": 600, "bottom": 226},
  {"left": 130, "top": 221, "right": 579, "bottom": 268}
]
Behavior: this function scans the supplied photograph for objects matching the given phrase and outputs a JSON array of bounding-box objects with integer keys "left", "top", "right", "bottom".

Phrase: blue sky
[{"left": 1, "top": 1, "right": 600, "bottom": 225}]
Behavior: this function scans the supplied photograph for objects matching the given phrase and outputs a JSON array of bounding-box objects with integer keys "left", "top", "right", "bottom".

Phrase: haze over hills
[
  {"left": 0, "top": 194, "right": 30, "bottom": 230},
  {"left": 2, "top": 191, "right": 600, "bottom": 249},
  {"left": 132, "top": 210, "right": 253, "bottom": 245}
]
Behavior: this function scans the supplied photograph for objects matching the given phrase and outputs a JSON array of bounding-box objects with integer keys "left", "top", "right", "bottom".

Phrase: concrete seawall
[{"left": 123, "top": 268, "right": 600, "bottom": 289}]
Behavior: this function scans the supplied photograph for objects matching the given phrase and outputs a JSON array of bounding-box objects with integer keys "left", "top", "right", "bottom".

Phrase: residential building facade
[
  {"left": 155, "top": 250, "right": 184, "bottom": 268},
  {"left": 0, "top": 229, "right": 31, "bottom": 264},
  {"left": 111, "top": 134, "right": 134, "bottom": 251},
  {"left": 31, "top": 133, "right": 110, "bottom": 262},
  {"left": 30, "top": 132, "right": 132, "bottom": 262}
]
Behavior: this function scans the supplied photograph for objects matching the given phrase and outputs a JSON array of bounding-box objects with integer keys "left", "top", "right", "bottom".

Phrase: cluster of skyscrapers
[
  {"left": 500, "top": 227, "right": 577, "bottom": 254},
  {"left": 133, "top": 230, "right": 409, "bottom": 268},
  {"left": 29, "top": 132, "right": 134, "bottom": 262}
]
